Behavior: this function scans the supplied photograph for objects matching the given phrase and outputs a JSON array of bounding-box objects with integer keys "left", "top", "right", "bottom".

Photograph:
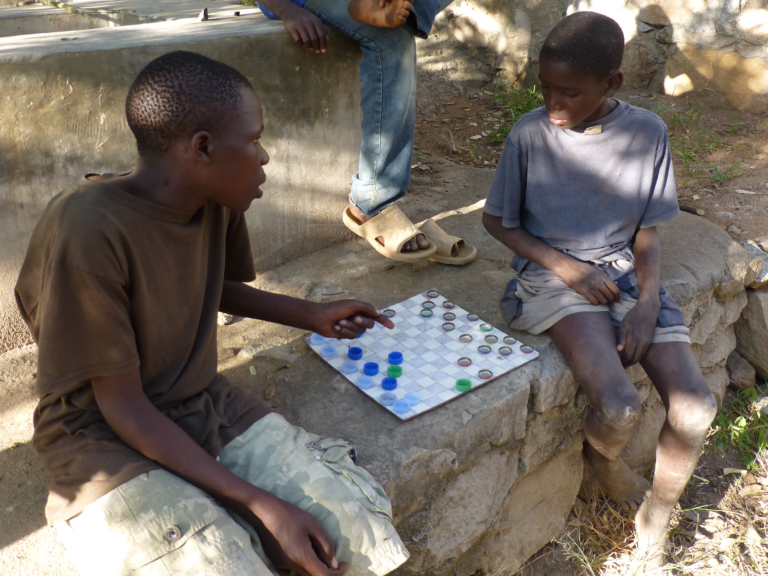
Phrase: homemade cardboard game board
[{"left": 306, "top": 290, "right": 540, "bottom": 421}]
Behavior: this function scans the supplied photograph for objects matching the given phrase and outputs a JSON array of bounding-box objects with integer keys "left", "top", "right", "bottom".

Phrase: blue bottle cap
[
  {"left": 348, "top": 347, "right": 363, "bottom": 360},
  {"left": 379, "top": 391, "right": 396, "bottom": 406},
  {"left": 356, "top": 375, "right": 373, "bottom": 389},
  {"left": 404, "top": 392, "right": 421, "bottom": 406},
  {"left": 388, "top": 351, "right": 403, "bottom": 365},
  {"left": 310, "top": 333, "right": 326, "bottom": 346},
  {"left": 393, "top": 399, "right": 410, "bottom": 414},
  {"left": 341, "top": 360, "right": 358, "bottom": 374},
  {"left": 320, "top": 343, "right": 337, "bottom": 358},
  {"left": 363, "top": 362, "right": 379, "bottom": 376},
  {"left": 382, "top": 377, "right": 398, "bottom": 390}
]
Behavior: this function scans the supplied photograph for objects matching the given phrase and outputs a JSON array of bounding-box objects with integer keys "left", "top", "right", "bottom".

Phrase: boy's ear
[
  {"left": 604, "top": 70, "right": 624, "bottom": 98},
  {"left": 191, "top": 131, "right": 214, "bottom": 163}
]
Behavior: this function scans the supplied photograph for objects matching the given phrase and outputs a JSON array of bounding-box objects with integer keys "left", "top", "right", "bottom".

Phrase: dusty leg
[
  {"left": 347, "top": 203, "right": 430, "bottom": 252},
  {"left": 635, "top": 342, "right": 717, "bottom": 571},
  {"left": 549, "top": 312, "right": 652, "bottom": 509},
  {"left": 347, "top": 0, "right": 413, "bottom": 28}
]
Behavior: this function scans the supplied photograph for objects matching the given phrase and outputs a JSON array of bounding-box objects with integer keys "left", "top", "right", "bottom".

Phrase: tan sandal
[
  {"left": 418, "top": 219, "right": 477, "bottom": 265},
  {"left": 343, "top": 205, "right": 437, "bottom": 262}
]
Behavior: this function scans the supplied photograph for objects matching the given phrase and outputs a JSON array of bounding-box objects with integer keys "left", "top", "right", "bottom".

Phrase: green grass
[
  {"left": 487, "top": 83, "right": 543, "bottom": 143},
  {"left": 709, "top": 385, "right": 768, "bottom": 471},
  {"left": 240, "top": 0, "right": 256, "bottom": 6}
]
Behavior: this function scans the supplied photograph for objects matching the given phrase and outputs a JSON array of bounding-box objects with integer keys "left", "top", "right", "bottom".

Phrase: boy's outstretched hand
[
  {"left": 616, "top": 298, "right": 659, "bottom": 366},
  {"left": 313, "top": 299, "right": 395, "bottom": 339}
]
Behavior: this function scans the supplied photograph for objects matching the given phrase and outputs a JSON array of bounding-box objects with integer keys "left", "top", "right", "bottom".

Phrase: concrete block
[{"left": 0, "top": 13, "right": 363, "bottom": 353}]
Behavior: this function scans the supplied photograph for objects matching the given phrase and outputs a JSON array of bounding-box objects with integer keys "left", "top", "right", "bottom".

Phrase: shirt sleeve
[
  {"left": 224, "top": 211, "right": 256, "bottom": 282},
  {"left": 34, "top": 260, "right": 139, "bottom": 396},
  {"left": 484, "top": 137, "right": 527, "bottom": 228},
  {"left": 639, "top": 130, "right": 679, "bottom": 228}
]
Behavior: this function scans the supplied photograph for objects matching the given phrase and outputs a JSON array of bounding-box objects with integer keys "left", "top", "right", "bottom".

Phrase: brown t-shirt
[{"left": 14, "top": 177, "right": 270, "bottom": 525}]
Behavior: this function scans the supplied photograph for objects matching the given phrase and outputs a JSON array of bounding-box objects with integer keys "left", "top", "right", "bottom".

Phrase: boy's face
[
  {"left": 538, "top": 57, "right": 622, "bottom": 130},
  {"left": 201, "top": 88, "right": 269, "bottom": 213}
]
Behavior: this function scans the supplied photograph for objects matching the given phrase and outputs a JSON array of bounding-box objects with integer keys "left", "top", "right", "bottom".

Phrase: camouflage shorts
[{"left": 55, "top": 414, "right": 409, "bottom": 576}]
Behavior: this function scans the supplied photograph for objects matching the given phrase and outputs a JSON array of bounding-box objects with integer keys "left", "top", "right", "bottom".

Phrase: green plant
[
  {"left": 240, "top": 0, "right": 256, "bottom": 6},
  {"left": 709, "top": 386, "right": 768, "bottom": 470},
  {"left": 707, "top": 159, "right": 744, "bottom": 182},
  {"left": 487, "top": 83, "right": 543, "bottom": 143},
  {"left": 729, "top": 119, "right": 742, "bottom": 135}
]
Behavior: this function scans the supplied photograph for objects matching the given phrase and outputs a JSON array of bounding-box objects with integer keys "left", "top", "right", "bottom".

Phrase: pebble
[
  {"left": 728, "top": 225, "right": 743, "bottom": 235},
  {"left": 716, "top": 211, "right": 734, "bottom": 219}
]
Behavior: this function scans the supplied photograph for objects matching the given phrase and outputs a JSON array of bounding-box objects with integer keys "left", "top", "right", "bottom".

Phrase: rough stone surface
[
  {"left": 735, "top": 289, "right": 768, "bottom": 381},
  {"left": 726, "top": 350, "right": 757, "bottom": 390}
]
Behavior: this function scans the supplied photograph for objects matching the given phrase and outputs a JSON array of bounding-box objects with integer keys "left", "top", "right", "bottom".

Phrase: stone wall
[{"left": 431, "top": 0, "right": 768, "bottom": 113}]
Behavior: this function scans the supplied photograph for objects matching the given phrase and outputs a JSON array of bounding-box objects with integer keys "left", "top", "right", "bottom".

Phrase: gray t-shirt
[{"left": 484, "top": 100, "right": 679, "bottom": 267}]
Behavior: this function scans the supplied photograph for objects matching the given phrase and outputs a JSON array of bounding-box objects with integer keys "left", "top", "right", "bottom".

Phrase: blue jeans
[{"left": 303, "top": 0, "right": 453, "bottom": 215}]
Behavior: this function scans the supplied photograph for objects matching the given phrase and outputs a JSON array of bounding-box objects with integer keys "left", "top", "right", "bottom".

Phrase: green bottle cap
[
  {"left": 387, "top": 365, "right": 403, "bottom": 378},
  {"left": 456, "top": 379, "right": 471, "bottom": 392}
]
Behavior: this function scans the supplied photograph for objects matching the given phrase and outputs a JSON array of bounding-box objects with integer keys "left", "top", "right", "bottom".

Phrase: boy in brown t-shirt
[{"left": 15, "top": 51, "right": 409, "bottom": 576}]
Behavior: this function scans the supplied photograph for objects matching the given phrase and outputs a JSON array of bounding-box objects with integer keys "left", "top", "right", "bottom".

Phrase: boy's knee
[
  {"left": 594, "top": 392, "right": 642, "bottom": 434},
  {"left": 668, "top": 390, "right": 717, "bottom": 439}
]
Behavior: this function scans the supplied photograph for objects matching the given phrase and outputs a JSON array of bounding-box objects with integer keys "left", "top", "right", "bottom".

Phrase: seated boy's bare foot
[
  {"left": 635, "top": 496, "right": 671, "bottom": 572},
  {"left": 587, "top": 445, "right": 652, "bottom": 510},
  {"left": 347, "top": 0, "right": 413, "bottom": 28},
  {"left": 348, "top": 204, "right": 429, "bottom": 252}
]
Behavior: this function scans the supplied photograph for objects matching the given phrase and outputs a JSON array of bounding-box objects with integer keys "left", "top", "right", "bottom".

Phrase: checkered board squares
[{"left": 305, "top": 291, "right": 540, "bottom": 421}]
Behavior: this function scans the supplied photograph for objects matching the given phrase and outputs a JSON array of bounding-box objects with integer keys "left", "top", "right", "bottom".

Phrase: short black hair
[
  {"left": 540, "top": 12, "right": 624, "bottom": 80},
  {"left": 126, "top": 51, "right": 253, "bottom": 156}
]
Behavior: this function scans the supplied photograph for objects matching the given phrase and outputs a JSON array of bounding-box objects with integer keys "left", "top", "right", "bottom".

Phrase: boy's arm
[
  {"left": 219, "top": 280, "right": 394, "bottom": 338},
  {"left": 482, "top": 212, "right": 620, "bottom": 305},
  {"left": 258, "top": 0, "right": 328, "bottom": 53},
  {"left": 616, "top": 226, "right": 661, "bottom": 366},
  {"left": 92, "top": 368, "right": 348, "bottom": 576}
]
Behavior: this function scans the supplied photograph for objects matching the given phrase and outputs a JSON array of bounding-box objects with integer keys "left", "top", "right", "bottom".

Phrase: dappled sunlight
[{"left": 664, "top": 73, "right": 695, "bottom": 97}]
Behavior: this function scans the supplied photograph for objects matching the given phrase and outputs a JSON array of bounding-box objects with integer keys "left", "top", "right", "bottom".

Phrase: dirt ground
[{"left": 413, "top": 88, "right": 768, "bottom": 246}]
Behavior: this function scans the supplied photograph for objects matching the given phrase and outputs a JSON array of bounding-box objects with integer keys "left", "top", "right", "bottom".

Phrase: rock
[
  {"left": 726, "top": 351, "right": 756, "bottom": 390},
  {"left": 741, "top": 241, "right": 768, "bottom": 289},
  {"left": 532, "top": 344, "right": 578, "bottom": 413},
  {"left": 691, "top": 324, "right": 736, "bottom": 369},
  {"left": 734, "top": 289, "right": 768, "bottom": 380},
  {"left": 717, "top": 212, "right": 735, "bottom": 219},
  {"left": 727, "top": 225, "right": 742, "bottom": 235},
  {"left": 217, "top": 312, "right": 235, "bottom": 326},
  {"left": 702, "top": 363, "right": 728, "bottom": 406}
]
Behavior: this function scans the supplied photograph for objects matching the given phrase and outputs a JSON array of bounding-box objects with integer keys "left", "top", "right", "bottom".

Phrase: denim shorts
[{"left": 55, "top": 414, "right": 409, "bottom": 576}]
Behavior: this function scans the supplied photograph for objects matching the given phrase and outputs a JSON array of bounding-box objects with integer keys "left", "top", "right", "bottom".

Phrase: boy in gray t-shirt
[{"left": 483, "top": 12, "right": 717, "bottom": 572}]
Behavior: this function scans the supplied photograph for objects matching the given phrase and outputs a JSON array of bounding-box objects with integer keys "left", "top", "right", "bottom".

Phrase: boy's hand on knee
[
  {"left": 559, "top": 260, "right": 620, "bottom": 306},
  {"left": 617, "top": 300, "right": 660, "bottom": 366},
  {"left": 245, "top": 495, "right": 348, "bottom": 576},
  {"left": 313, "top": 299, "right": 395, "bottom": 339},
  {"left": 281, "top": 5, "right": 329, "bottom": 53}
]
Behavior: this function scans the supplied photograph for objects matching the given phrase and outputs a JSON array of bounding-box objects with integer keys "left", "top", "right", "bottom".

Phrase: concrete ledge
[{"left": 0, "top": 13, "right": 363, "bottom": 352}]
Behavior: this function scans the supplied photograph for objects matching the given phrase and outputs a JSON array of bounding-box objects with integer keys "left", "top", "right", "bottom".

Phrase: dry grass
[{"left": 547, "top": 389, "right": 768, "bottom": 576}]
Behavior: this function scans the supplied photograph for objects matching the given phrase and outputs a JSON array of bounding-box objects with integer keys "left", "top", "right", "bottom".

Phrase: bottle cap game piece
[
  {"left": 503, "top": 336, "right": 516, "bottom": 345},
  {"left": 382, "top": 309, "right": 396, "bottom": 318},
  {"left": 420, "top": 309, "right": 433, "bottom": 318},
  {"left": 393, "top": 399, "right": 411, "bottom": 414},
  {"left": 379, "top": 392, "right": 396, "bottom": 406},
  {"left": 382, "top": 377, "right": 398, "bottom": 390},
  {"left": 427, "top": 290, "right": 439, "bottom": 298},
  {"left": 422, "top": 301, "right": 435, "bottom": 310},
  {"left": 458, "top": 357, "right": 472, "bottom": 367},
  {"left": 364, "top": 362, "right": 379, "bottom": 375},
  {"left": 456, "top": 379, "right": 472, "bottom": 392},
  {"left": 479, "top": 323, "right": 493, "bottom": 332},
  {"left": 356, "top": 375, "right": 373, "bottom": 389},
  {"left": 388, "top": 351, "right": 403, "bottom": 365},
  {"left": 484, "top": 335, "right": 498, "bottom": 344},
  {"left": 520, "top": 345, "right": 534, "bottom": 354},
  {"left": 467, "top": 314, "right": 479, "bottom": 321},
  {"left": 499, "top": 346, "right": 513, "bottom": 356},
  {"left": 442, "top": 300, "right": 455, "bottom": 309},
  {"left": 341, "top": 361, "right": 358, "bottom": 374},
  {"left": 387, "top": 365, "right": 402, "bottom": 378},
  {"left": 310, "top": 333, "right": 326, "bottom": 345},
  {"left": 442, "top": 322, "right": 455, "bottom": 332},
  {"left": 443, "top": 312, "right": 456, "bottom": 321},
  {"left": 404, "top": 392, "right": 421, "bottom": 406},
  {"left": 478, "top": 345, "right": 491, "bottom": 354},
  {"left": 459, "top": 334, "right": 473, "bottom": 343},
  {"left": 478, "top": 369, "right": 493, "bottom": 380},
  {"left": 348, "top": 347, "right": 363, "bottom": 360},
  {"left": 320, "top": 344, "right": 337, "bottom": 358}
]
